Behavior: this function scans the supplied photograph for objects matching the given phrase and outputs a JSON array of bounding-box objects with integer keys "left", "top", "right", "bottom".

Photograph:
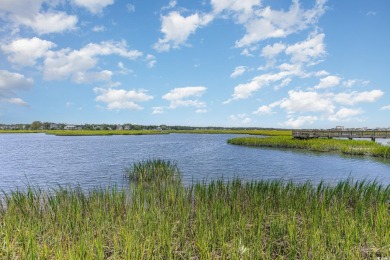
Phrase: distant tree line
[{"left": 0, "top": 121, "right": 286, "bottom": 131}]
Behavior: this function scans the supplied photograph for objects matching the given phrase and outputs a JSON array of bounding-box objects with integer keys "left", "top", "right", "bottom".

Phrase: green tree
[{"left": 31, "top": 121, "right": 42, "bottom": 130}]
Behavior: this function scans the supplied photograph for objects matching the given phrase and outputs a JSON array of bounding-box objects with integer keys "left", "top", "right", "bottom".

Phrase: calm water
[{"left": 1, "top": 133, "right": 390, "bottom": 193}]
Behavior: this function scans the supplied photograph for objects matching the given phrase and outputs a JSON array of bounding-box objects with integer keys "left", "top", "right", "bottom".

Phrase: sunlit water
[{"left": 1, "top": 133, "right": 390, "bottom": 193}]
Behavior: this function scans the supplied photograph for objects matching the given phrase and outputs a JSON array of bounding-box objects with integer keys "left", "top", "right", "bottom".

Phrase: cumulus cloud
[
  {"left": 94, "top": 88, "right": 153, "bottom": 110},
  {"left": 314, "top": 75, "right": 341, "bottom": 89},
  {"left": 253, "top": 100, "right": 282, "bottom": 115},
  {"left": 225, "top": 64, "right": 302, "bottom": 103},
  {"left": 280, "top": 90, "right": 334, "bottom": 114},
  {"left": 16, "top": 11, "right": 78, "bottom": 34},
  {"left": 0, "top": 0, "right": 78, "bottom": 34},
  {"left": 1, "top": 37, "right": 56, "bottom": 67},
  {"left": 334, "top": 90, "right": 384, "bottom": 105},
  {"left": 43, "top": 41, "right": 142, "bottom": 83},
  {"left": 0, "top": 70, "right": 33, "bottom": 106},
  {"left": 230, "top": 66, "right": 247, "bottom": 78},
  {"left": 211, "top": 0, "right": 261, "bottom": 22},
  {"left": 162, "top": 86, "right": 207, "bottom": 109},
  {"left": 285, "top": 31, "right": 326, "bottom": 65},
  {"left": 72, "top": 0, "right": 114, "bottom": 14},
  {"left": 261, "top": 42, "right": 286, "bottom": 59},
  {"left": 328, "top": 108, "right": 363, "bottom": 121},
  {"left": 235, "top": 0, "right": 326, "bottom": 48},
  {"left": 153, "top": 11, "right": 213, "bottom": 52},
  {"left": 284, "top": 115, "right": 318, "bottom": 128}
]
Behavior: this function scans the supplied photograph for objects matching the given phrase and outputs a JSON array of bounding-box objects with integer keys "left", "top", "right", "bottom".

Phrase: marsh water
[{"left": 1, "top": 133, "right": 390, "bottom": 193}]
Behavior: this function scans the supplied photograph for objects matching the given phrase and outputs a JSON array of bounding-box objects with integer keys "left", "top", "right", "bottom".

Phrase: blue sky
[{"left": 0, "top": 0, "right": 389, "bottom": 128}]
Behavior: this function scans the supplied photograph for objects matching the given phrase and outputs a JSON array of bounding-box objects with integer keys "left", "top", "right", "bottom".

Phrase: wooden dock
[{"left": 292, "top": 130, "right": 390, "bottom": 141}]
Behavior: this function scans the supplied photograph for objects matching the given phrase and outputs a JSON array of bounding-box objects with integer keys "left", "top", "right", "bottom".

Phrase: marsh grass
[
  {"left": 228, "top": 136, "right": 390, "bottom": 159},
  {"left": 125, "top": 159, "right": 181, "bottom": 183},
  {"left": 1, "top": 160, "right": 390, "bottom": 258},
  {"left": 0, "top": 129, "right": 291, "bottom": 136}
]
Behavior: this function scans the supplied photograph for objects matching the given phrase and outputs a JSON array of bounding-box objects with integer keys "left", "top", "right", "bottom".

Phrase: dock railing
[{"left": 292, "top": 130, "right": 390, "bottom": 141}]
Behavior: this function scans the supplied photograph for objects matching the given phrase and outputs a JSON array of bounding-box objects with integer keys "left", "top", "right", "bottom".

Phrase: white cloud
[
  {"left": 253, "top": 100, "right": 282, "bottom": 115},
  {"left": 211, "top": 0, "right": 261, "bottom": 23},
  {"left": 280, "top": 90, "right": 334, "bottom": 114},
  {"left": 162, "top": 1, "right": 177, "bottom": 10},
  {"left": 253, "top": 105, "right": 273, "bottom": 115},
  {"left": 343, "top": 79, "right": 357, "bottom": 88},
  {"left": 0, "top": 70, "right": 33, "bottom": 106},
  {"left": 235, "top": 0, "right": 326, "bottom": 48},
  {"left": 15, "top": 11, "right": 78, "bottom": 34},
  {"left": 73, "top": 70, "right": 113, "bottom": 84},
  {"left": 152, "top": 106, "right": 165, "bottom": 114},
  {"left": 328, "top": 108, "right": 363, "bottom": 121},
  {"left": 225, "top": 65, "right": 302, "bottom": 103},
  {"left": 274, "top": 78, "right": 292, "bottom": 90},
  {"left": 145, "top": 54, "right": 156, "bottom": 68},
  {"left": 284, "top": 115, "right": 318, "bottom": 128},
  {"left": 3, "top": 97, "right": 28, "bottom": 106},
  {"left": 229, "top": 113, "right": 252, "bottom": 124},
  {"left": 380, "top": 105, "right": 390, "bottom": 111},
  {"left": 0, "top": 0, "right": 78, "bottom": 34},
  {"left": 162, "top": 86, "right": 207, "bottom": 109},
  {"left": 43, "top": 41, "right": 142, "bottom": 83},
  {"left": 72, "top": 0, "right": 114, "bottom": 14},
  {"left": 196, "top": 109, "right": 207, "bottom": 113},
  {"left": 154, "top": 11, "right": 213, "bottom": 52},
  {"left": 230, "top": 66, "right": 247, "bottom": 78},
  {"left": 0, "top": 70, "right": 33, "bottom": 92},
  {"left": 117, "top": 62, "right": 133, "bottom": 75},
  {"left": 1, "top": 37, "right": 56, "bottom": 67},
  {"left": 94, "top": 88, "right": 153, "bottom": 110},
  {"left": 334, "top": 90, "right": 384, "bottom": 105},
  {"left": 314, "top": 75, "right": 341, "bottom": 89},
  {"left": 285, "top": 32, "right": 326, "bottom": 65},
  {"left": 261, "top": 42, "right": 286, "bottom": 59},
  {"left": 0, "top": 0, "right": 44, "bottom": 18}
]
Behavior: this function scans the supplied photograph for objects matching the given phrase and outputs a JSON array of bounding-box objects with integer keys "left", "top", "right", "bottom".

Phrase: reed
[
  {"left": 125, "top": 158, "right": 181, "bottom": 183},
  {"left": 1, "top": 160, "right": 389, "bottom": 258},
  {"left": 228, "top": 136, "right": 390, "bottom": 159}
]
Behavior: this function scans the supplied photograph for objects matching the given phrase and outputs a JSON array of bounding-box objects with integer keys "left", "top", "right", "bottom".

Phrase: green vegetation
[
  {"left": 0, "top": 128, "right": 291, "bottom": 136},
  {"left": 1, "top": 160, "right": 390, "bottom": 258},
  {"left": 228, "top": 136, "right": 390, "bottom": 159},
  {"left": 46, "top": 130, "right": 168, "bottom": 136},
  {"left": 125, "top": 159, "right": 180, "bottom": 183},
  {"left": 169, "top": 129, "right": 292, "bottom": 136}
]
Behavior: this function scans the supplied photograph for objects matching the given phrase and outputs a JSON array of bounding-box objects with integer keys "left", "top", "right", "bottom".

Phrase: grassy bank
[
  {"left": 228, "top": 136, "right": 390, "bottom": 159},
  {"left": 1, "top": 160, "right": 389, "bottom": 258},
  {"left": 0, "top": 129, "right": 291, "bottom": 136}
]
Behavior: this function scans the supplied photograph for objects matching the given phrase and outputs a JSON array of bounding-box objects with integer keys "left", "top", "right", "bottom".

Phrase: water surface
[{"left": 1, "top": 133, "right": 390, "bottom": 193}]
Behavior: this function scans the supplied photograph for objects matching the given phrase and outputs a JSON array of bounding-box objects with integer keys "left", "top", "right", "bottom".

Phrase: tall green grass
[
  {"left": 1, "top": 160, "right": 390, "bottom": 258},
  {"left": 125, "top": 158, "right": 181, "bottom": 183},
  {"left": 228, "top": 136, "right": 390, "bottom": 159}
]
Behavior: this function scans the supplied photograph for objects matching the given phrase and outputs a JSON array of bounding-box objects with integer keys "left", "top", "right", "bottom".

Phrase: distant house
[
  {"left": 335, "top": 126, "right": 345, "bottom": 130},
  {"left": 116, "top": 124, "right": 123, "bottom": 130},
  {"left": 64, "top": 125, "right": 77, "bottom": 130}
]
